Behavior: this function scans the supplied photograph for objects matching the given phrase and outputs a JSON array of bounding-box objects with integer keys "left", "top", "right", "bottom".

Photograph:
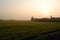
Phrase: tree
[{"left": 31, "top": 17, "right": 34, "bottom": 21}]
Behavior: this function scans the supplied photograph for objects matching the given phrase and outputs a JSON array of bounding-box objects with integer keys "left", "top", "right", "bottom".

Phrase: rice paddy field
[{"left": 0, "top": 21, "right": 60, "bottom": 40}]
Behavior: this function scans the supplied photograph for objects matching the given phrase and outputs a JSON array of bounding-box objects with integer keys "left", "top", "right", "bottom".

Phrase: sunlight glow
[
  {"left": 43, "top": 9, "right": 49, "bottom": 15},
  {"left": 40, "top": 1, "right": 52, "bottom": 16}
]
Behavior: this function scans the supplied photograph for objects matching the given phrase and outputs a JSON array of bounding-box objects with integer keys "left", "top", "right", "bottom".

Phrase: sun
[
  {"left": 40, "top": 1, "right": 52, "bottom": 16},
  {"left": 43, "top": 9, "right": 49, "bottom": 15}
]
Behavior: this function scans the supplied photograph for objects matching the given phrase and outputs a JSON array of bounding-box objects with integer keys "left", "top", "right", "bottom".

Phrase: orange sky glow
[{"left": 0, "top": 0, "right": 60, "bottom": 20}]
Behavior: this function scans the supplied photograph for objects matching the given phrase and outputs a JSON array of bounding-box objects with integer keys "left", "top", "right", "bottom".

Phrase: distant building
[{"left": 31, "top": 16, "right": 60, "bottom": 22}]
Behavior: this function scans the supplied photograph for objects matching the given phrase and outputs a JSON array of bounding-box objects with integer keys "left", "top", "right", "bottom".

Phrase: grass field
[{"left": 0, "top": 21, "right": 60, "bottom": 40}]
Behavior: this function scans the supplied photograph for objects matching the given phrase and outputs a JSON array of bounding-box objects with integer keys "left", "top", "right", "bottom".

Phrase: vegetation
[{"left": 0, "top": 21, "right": 60, "bottom": 40}]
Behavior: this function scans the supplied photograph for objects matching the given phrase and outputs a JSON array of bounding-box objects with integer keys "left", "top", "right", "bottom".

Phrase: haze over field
[{"left": 0, "top": 0, "right": 60, "bottom": 20}]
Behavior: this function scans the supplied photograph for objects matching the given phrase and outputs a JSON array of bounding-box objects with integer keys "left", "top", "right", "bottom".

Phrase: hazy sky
[{"left": 0, "top": 0, "right": 60, "bottom": 20}]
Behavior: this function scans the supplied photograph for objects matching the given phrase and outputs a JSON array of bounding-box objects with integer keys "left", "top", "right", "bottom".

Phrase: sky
[{"left": 0, "top": 0, "right": 60, "bottom": 20}]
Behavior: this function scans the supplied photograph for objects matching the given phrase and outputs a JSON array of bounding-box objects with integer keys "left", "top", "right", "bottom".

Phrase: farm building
[{"left": 31, "top": 16, "right": 60, "bottom": 22}]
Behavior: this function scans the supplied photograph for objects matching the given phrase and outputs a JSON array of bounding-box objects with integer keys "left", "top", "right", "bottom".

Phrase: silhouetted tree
[{"left": 31, "top": 17, "right": 34, "bottom": 21}]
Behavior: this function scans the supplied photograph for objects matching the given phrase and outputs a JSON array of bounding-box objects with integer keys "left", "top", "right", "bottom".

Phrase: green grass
[{"left": 0, "top": 21, "right": 60, "bottom": 40}]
